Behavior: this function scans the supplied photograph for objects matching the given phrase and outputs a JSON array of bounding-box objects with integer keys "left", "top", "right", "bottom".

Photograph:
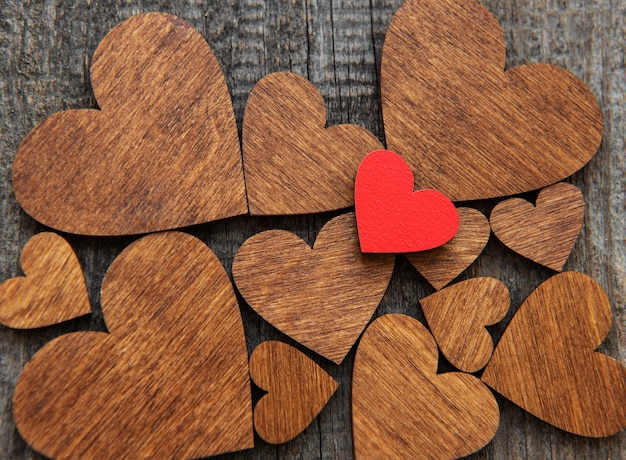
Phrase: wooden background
[{"left": 0, "top": 0, "right": 623, "bottom": 458}]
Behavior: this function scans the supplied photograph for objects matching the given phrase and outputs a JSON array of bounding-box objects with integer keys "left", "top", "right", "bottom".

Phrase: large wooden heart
[
  {"left": 482, "top": 272, "right": 626, "bottom": 437},
  {"left": 233, "top": 212, "right": 394, "bottom": 364},
  {"left": 13, "top": 232, "right": 253, "bottom": 458},
  {"left": 352, "top": 314, "right": 500, "bottom": 459},
  {"left": 12, "top": 13, "right": 247, "bottom": 236},
  {"left": 381, "top": 0, "right": 603, "bottom": 201}
]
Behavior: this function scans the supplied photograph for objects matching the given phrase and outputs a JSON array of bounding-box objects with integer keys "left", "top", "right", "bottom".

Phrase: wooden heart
[
  {"left": 381, "top": 0, "right": 603, "bottom": 201},
  {"left": 420, "top": 278, "right": 509, "bottom": 372},
  {"left": 490, "top": 182, "right": 585, "bottom": 271},
  {"left": 482, "top": 272, "right": 626, "bottom": 437},
  {"left": 352, "top": 314, "right": 500, "bottom": 459},
  {"left": 249, "top": 341, "right": 338, "bottom": 444},
  {"left": 233, "top": 212, "right": 394, "bottom": 364},
  {"left": 0, "top": 233, "right": 91, "bottom": 329},
  {"left": 406, "top": 207, "right": 490, "bottom": 290},
  {"left": 243, "top": 72, "right": 383, "bottom": 215},
  {"left": 12, "top": 13, "right": 247, "bottom": 236},
  {"left": 13, "top": 232, "right": 253, "bottom": 458},
  {"left": 354, "top": 149, "right": 459, "bottom": 253}
]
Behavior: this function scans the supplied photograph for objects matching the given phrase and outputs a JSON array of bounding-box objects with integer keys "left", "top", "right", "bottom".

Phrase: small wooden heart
[
  {"left": 420, "top": 277, "right": 509, "bottom": 372},
  {"left": 354, "top": 149, "right": 459, "bottom": 253},
  {"left": 406, "top": 207, "right": 490, "bottom": 290},
  {"left": 490, "top": 182, "right": 585, "bottom": 271},
  {"left": 233, "top": 212, "right": 394, "bottom": 364},
  {"left": 482, "top": 272, "right": 626, "bottom": 437},
  {"left": 12, "top": 13, "right": 247, "bottom": 236},
  {"left": 249, "top": 341, "right": 338, "bottom": 444},
  {"left": 243, "top": 72, "right": 383, "bottom": 215},
  {"left": 352, "top": 314, "right": 500, "bottom": 459},
  {"left": 0, "top": 233, "right": 91, "bottom": 329},
  {"left": 381, "top": 0, "right": 602, "bottom": 201},
  {"left": 13, "top": 232, "right": 253, "bottom": 458}
]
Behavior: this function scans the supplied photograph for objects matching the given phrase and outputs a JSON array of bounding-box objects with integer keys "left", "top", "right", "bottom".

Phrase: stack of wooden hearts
[{"left": 1, "top": 0, "right": 624, "bottom": 459}]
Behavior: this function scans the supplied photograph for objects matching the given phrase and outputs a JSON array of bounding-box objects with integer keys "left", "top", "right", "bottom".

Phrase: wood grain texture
[
  {"left": 233, "top": 212, "right": 394, "bottom": 364},
  {"left": 406, "top": 207, "right": 491, "bottom": 290},
  {"left": 1, "top": 0, "right": 624, "bottom": 458},
  {"left": 420, "top": 277, "right": 510, "bottom": 372},
  {"left": 249, "top": 341, "right": 339, "bottom": 444},
  {"left": 482, "top": 272, "right": 626, "bottom": 437},
  {"left": 381, "top": 0, "right": 603, "bottom": 201},
  {"left": 11, "top": 12, "right": 247, "bottom": 236},
  {"left": 243, "top": 72, "right": 383, "bottom": 215},
  {"left": 354, "top": 149, "right": 459, "bottom": 253},
  {"left": 490, "top": 182, "right": 585, "bottom": 271},
  {"left": 352, "top": 314, "right": 500, "bottom": 459},
  {"left": 12, "top": 232, "right": 253, "bottom": 458},
  {"left": 0, "top": 233, "right": 91, "bottom": 329}
]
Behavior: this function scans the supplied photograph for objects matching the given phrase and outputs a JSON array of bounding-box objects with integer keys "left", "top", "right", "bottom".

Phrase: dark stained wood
[
  {"left": 12, "top": 232, "right": 253, "bottom": 458},
  {"left": 482, "top": 272, "right": 626, "bottom": 437},
  {"left": 0, "top": 232, "right": 91, "bottom": 329},
  {"left": 381, "top": 0, "right": 603, "bottom": 201},
  {"left": 11, "top": 13, "right": 247, "bottom": 236},
  {"left": 243, "top": 72, "right": 383, "bottom": 215},
  {"left": 1, "top": 0, "right": 624, "bottom": 458},
  {"left": 352, "top": 314, "right": 500, "bottom": 459},
  {"left": 249, "top": 341, "right": 338, "bottom": 445},
  {"left": 490, "top": 182, "right": 585, "bottom": 271},
  {"left": 233, "top": 213, "right": 394, "bottom": 364},
  {"left": 406, "top": 207, "right": 491, "bottom": 290}
]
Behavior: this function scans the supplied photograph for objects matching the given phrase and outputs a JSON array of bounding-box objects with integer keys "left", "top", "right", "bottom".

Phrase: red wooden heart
[{"left": 355, "top": 149, "right": 459, "bottom": 253}]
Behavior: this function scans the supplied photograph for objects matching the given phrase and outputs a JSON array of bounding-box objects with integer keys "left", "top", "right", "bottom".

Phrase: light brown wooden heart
[
  {"left": 13, "top": 232, "right": 253, "bottom": 458},
  {"left": 420, "top": 278, "right": 509, "bottom": 373},
  {"left": 12, "top": 13, "right": 247, "bottom": 236},
  {"left": 482, "top": 272, "right": 626, "bottom": 437},
  {"left": 381, "top": 0, "right": 603, "bottom": 201},
  {"left": 406, "top": 207, "right": 490, "bottom": 290},
  {"left": 490, "top": 182, "right": 585, "bottom": 271},
  {"left": 249, "top": 341, "right": 338, "bottom": 444},
  {"left": 352, "top": 314, "right": 500, "bottom": 459},
  {"left": 243, "top": 72, "right": 383, "bottom": 215},
  {"left": 233, "top": 212, "right": 394, "bottom": 364},
  {"left": 0, "top": 233, "right": 91, "bottom": 329}
]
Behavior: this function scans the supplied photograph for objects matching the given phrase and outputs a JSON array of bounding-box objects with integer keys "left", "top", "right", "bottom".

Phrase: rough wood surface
[
  {"left": 381, "top": 0, "right": 603, "bottom": 201},
  {"left": 490, "top": 182, "right": 586, "bottom": 271},
  {"left": 11, "top": 13, "right": 247, "bottom": 236},
  {"left": 12, "top": 232, "right": 253, "bottom": 458},
  {"left": 482, "top": 272, "right": 626, "bottom": 437},
  {"left": 1, "top": 0, "right": 624, "bottom": 458},
  {"left": 243, "top": 72, "right": 383, "bottom": 215},
  {"left": 420, "top": 277, "right": 510, "bottom": 373},
  {"left": 0, "top": 232, "right": 91, "bottom": 329},
  {"left": 406, "top": 207, "right": 491, "bottom": 290},
  {"left": 249, "top": 341, "right": 339, "bottom": 445},
  {"left": 233, "top": 213, "right": 394, "bottom": 364},
  {"left": 352, "top": 314, "right": 500, "bottom": 459}
]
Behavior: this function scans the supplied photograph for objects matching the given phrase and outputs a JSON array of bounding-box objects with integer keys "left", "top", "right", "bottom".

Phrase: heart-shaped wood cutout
[
  {"left": 243, "top": 72, "right": 383, "bottom": 215},
  {"left": 482, "top": 272, "right": 626, "bottom": 437},
  {"left": 354, "top": 149, "right": 459, "bottom": 253},
  {"left": 249, "top": 341, "right": 338, "bottom": 444},
  {"left": 352, "top": 314, "right": 500, "bottom": 459},
  {"left": 381, "top": 0, "right": 603, "bottom": 201},
  {"left": 0, "top": 233, "right": 91, "bottom": 329},
  {"left": 406, "top": 207, "right": 490, "bottom": 290},
  {"left": 420, "top": 278, "right": 509, "bottom": 372},
  {"left": 490, "top": 182, "right": 585, "bottom": 271},
  {"left": 13, "top": 232, "right": 253, "bottom": 458},
  {"left": 233, "top": 212, "right": 394, "bottom": 364},
  {"left": 12, "top": 13, "right": 247, "bottom": 236}
]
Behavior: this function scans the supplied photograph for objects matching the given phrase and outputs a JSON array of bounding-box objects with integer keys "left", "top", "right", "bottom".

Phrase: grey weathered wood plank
[{"left": 0, "top": 0, "right": 623, "bottom": 458}]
